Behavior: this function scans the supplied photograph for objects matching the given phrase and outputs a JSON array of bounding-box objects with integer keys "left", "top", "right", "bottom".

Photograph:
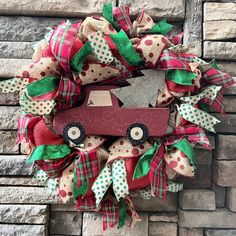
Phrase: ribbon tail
[{"left": 118, "top": 198, "right": 127, "bottom": 229}]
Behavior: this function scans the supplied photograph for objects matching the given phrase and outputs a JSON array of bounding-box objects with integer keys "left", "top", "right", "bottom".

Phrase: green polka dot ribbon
[
  {"left": 177, "top": 103, "right": 220, "bottom": 132},
  {"left": 92, "top": 159, "right": 129, "bottom": 207},
  {"left": 180, "top": 85, "right": 222, "bottom": 106},
  {"left": 88, "top": 30, "right": 114, "bottom": 64},
  {"left": 0, "top": 77, "right": 29, "bottom": 93}
]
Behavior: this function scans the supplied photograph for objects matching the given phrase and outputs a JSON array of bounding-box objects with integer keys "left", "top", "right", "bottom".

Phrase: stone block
[
  {"left": 204, "top": 21, "right": 236, "bottom": 40},
  {"left": 50, "top": 211, "right": 82, "bottom": 235},
  {"left": 212, "top": 183, "right": 226, "bottom": 208},
  {"left": 195, "top": 149, "right": 212, "bottom": 165},
  {"left": 0, "top": 58, "right": 31, "bottom": 78},
  {"left": 217, "top": 61, "right": 236, "bottom": 77},
  {"left": 216, "top": 135, "right": 236, "bottom": 160},
  {"left": 204, "top": 41, "right": 236, "bottom": 60},
  {"left": 0, "top": 106, "right": 20, "bottom": 129},
  {"left": 183, "top": 0, "right": 202, "bottom": 56},
  {"left": 205, "top": 229, "right": 236, "bottom": 236},
  {"left": 0, "top": 91, "right": 19, "bottom": 105},
  {"left": 223, "top": 97, "right": 236, "bottom": 113},
  {"left": 179, "top": 208, "right": 236, "bottom": 228},
  {"left": 0, "top": 204, "right": 49, "bottom": 224},
  {"left": 0, "top": 42, "right": 33, "bottom": 59},
  {"left": 121, "top": 0, "right": 185, "bottom": 20},
  {"left": 178, "top": 189, "right": 216, "bottom": 210},
  {"left": 213, "top": 160, "right": 236, "bottom": 187},
  {"left": 0, "top": 224, "right": 48, "bottom": 236},
  {"left": 132, "top": 192, "right": 177, "bottom": 212},
  {"left": 82, "top": 212, "right": 148, "bottom": 236},
  {"left": 51, "top": 204, "right": 76, "bottom": 212},
  {"left": 0, "top": 155, "right": 34, "bottom": 175},
  {"left": 0, "top": 177, "right": 42, "bottom": 186},
  {"left": 149, "top": 222, "right": 177, "bottom": 236},
  {"left": 149, "top": 213, "right": 178, "bottom": 222},
  {"left": 180, "top": 165, "right": 211, "bottom": 189},
  {"left": 226, "top": 188, "right": 236, "bottom": 212},
  {"left": 204, "top": 3, "right": 236, "bottom": 21},
  {"left": 179, "top": 228, "right": 203, "bottom": 236},
  {"left": 0, "top": 187, "right": 57, "bottom": 204},
  {"left": 0, "top": 131, "right": 19, "bottom": 154},
  {"left": 214, "top": 114, "right": 236, "bottom": 133}
]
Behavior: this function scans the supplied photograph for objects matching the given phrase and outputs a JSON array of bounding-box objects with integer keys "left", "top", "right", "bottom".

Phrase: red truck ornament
[{"left": 53, "top": 86, "right": 170, "bottom": 145}]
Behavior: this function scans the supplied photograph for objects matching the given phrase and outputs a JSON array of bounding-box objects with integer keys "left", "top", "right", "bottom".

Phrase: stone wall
[{"left": 0, "top": 0, "right": 236, "bottom": 235}]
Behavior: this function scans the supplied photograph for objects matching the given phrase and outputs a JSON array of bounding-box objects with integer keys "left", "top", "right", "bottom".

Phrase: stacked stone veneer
[{"left": 0, "top": 0, "right": 236, "bottom": 235}]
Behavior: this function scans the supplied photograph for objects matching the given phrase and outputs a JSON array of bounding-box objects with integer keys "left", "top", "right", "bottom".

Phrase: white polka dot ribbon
[
  {"left": 166, "top": 181, "right": 183, "bottom": 192},
  {"left": 180, "top": 85, "right": 222, "bottom": 106},
  {"left": 92, "top": 159, "right": 129, "bottom": 207},
  {"left": 87, "top": 30, "right": 114, "bottom": 64},
  {"left": 177, "top": 104, "right": 220, "bottom": 132},
  {"left": 0, "top": 78, "right": 29, "bottom": 93}
]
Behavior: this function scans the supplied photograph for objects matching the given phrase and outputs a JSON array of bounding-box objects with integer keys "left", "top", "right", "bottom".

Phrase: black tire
[
  {"left": 126, "top": 123, "right": 149, "bottom": 145},
  {"left": 62, "top": 122, "right": 86, "bottom": 145}
]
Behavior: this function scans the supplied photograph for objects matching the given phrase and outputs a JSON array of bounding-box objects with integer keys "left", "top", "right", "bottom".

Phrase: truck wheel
[
  {"left": 63, "top": 122, "right": 86, "bottom": 145},
  {"left": 126, "top": 123, "right": 149, "bottom": 145}
]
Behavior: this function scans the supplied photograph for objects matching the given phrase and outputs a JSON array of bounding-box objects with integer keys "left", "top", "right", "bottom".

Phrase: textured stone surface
[
  {"left": 0, "top": 187, "right": 57, "bottom": 203},
  {"left": 180, "top": 165, "right": 211, "bottom": 189},
  {"left": 204, "top": 21, "right": 236, "bottom": 40},
  {"left": 215, "top": 114, "right": 236, "bottom": 133},
  {"left": 0, "top": 58, "right": 31, "bottom": 78},
  {"left": 50, "top": 211, "right": 82, "bottom": 235},
  {"left": 0, "top": 155, "right": 34, "bottom": 175},
  {"left": 0, "top": 177, "right": 42, "bottom": 186},
  {"left": 0, "top": 91, "right": 19, "bottom": 105},
  {"left": 217, "top": 61, "right": 236, "bottom": 77},
  {"left": 213, "top": 160, "right": 236, "bottom": 187},
  {"left": 0, "top": 204, "right": 49, "bottom": 224},
  {"left": 0, "top": 224, "right": 48, "bottom": 236},
  {"left": 0, "top": 16, "right": 66, "bottom": 42},
  {"left": 216, "top": 135, "right": 236, "bottom": 160},
  {"left": 51, "top": 204, "right": 76, "bottom": 212},
  {"left": 183, "top": 0, "right": 202, "bottom": 56},
  {"left": 178, "top": 189, "right": 216, "bottom": 210},
  {"left": 205, "top": 229, "right": 236, "bottom": 236},
  {"left": 0, "top": 106, "right": 20, "bottom": 129},
  {"left": 0, "top": 42, "right": 33, "bottom": 59},
  {"left": 149, "top": 222, "right": 177, "bottom": 236},
  {"left": 179, "top": 208, "right": 236, "bottom": 228},
  {"left": 204, "top": 41, "right": 236, "bottom": 60},
  {"left": 224, "top": 97, "right": 236, "bottom": 112},
  {"left": 149, "top": 213, "right": 178, "bottom": 222},
  {"left": 132, "top": 193, "right": 177, "bottom": 212},
  {"left": 179, "top": 228, "right": 203, "bottom": 236},
  {"left": 212, "top": 183, "right": 226, "bottom": 208},
  {"left": 226, "top": 188, "right": 236, "bottom": 212},
  {"left": 122, "top": 0, "right": 185, "bottom": 20},
  {"left": 0, "top": 131, "right": 19, "bottom": 154},
  {"left": 204, "top": 3, "right": 236, "bottom": 21},
  {"left": 195, "top": 149, "right": 212, "bottom": 165},
  {"left": 83, "top": 212, "right": 148, "bottom": 236},
  {"left": 0, "top": 0, "right": 110, "bottom": 17}
]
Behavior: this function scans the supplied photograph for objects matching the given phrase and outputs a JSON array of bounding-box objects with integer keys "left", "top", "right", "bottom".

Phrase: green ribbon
[
  {"left": 109, "top": 30, "right": 143, "bottom": 67},
  {"left": 168, "top": 138, "right": 196, "bottom": 168},
  {"left": 118, "top": 198, "right": 127, "bottom": 229},
  {"left": 73, "top": 168, "right": 89, "bottom": 198},
  {"left": 102, "top": 2, "right": 120, "bottom": 32},
  {"left": 210, "top": 58, "right": 220, "bottom": 70},
  {"left": 70, "top": 42, "right": 93, "bottom": 73},
  {"left": 27, "top": 144, "right": 71, "bottom": 163},
  {"left": 166, "top": 70, "right": 197, "bottom": 86},
  {"left": 133, "top": 143, "right": 158, "bottom": 179},
  {"left": 146, "top": 19, "right": 173, "bottom": 35},
  {"left": 26, "top": 76, "right": 60, "bottom": 97}
]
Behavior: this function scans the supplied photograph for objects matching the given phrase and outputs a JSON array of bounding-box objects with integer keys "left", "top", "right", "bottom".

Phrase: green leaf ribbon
[
  {"left": 73, "top": 167, "right": 89, "bottom": 198},
  {"left": 146, "top": 19, "right": 173, "bottom": 35},
  {"left": 166, "top": 70, "right": 197, "bottom": 85},
  {"left": 118, "top": 198, "right": 127, "bottom": 228}
]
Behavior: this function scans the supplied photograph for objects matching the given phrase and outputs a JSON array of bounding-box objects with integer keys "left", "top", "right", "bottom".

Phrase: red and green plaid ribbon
[
  {"left": 75, "top": 196, "right": 97, "bottom": 211},
  {"left": 149, "top": 144, "right": 166, "bottom": 199}
]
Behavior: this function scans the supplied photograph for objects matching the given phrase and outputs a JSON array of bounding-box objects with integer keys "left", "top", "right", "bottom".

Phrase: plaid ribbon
[
  {"left": 169, "top": 32, "right": 184, "bottom": 45},
  {"left": 101, "top": 200, "right": 119, "bottom": 230},
  {"left": 75, "top": 196, "right": 97, "bottom": 211},
  {"left": 17, "top": 113, "right": 41, "bottom": 144},
  {"left": 149, "top": 144, "right": 166, "bottom": 199},
  {"left": 202, "top": 68, "right": 236, "bottom": 88},
  {"left": 50, "top": 20, "right": 81, "bottom": 71},
  {"left": 75, "top": 149, "right": 99, "bottom": 190},
  {"left": 56, "top": 76, "right": 81, "bottom": 111},
  {"left": 158, "top": 49, "right": 191, "bottom": 71},
  {"left": 35, "top": 151, "right": 77, "bottom": 178},
  {"left": 114, "top": 4, "right": 133, "bottom": 36}
]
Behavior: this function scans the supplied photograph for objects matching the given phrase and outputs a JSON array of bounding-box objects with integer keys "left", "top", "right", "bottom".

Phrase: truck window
[{"left": 87, "top": 90, "right": 113, "bottom": 107}]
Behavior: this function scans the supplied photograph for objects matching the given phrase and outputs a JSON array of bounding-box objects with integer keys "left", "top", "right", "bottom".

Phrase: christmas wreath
[{"left": 1, "top": 2, "right": 235, "bottom": 230}]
